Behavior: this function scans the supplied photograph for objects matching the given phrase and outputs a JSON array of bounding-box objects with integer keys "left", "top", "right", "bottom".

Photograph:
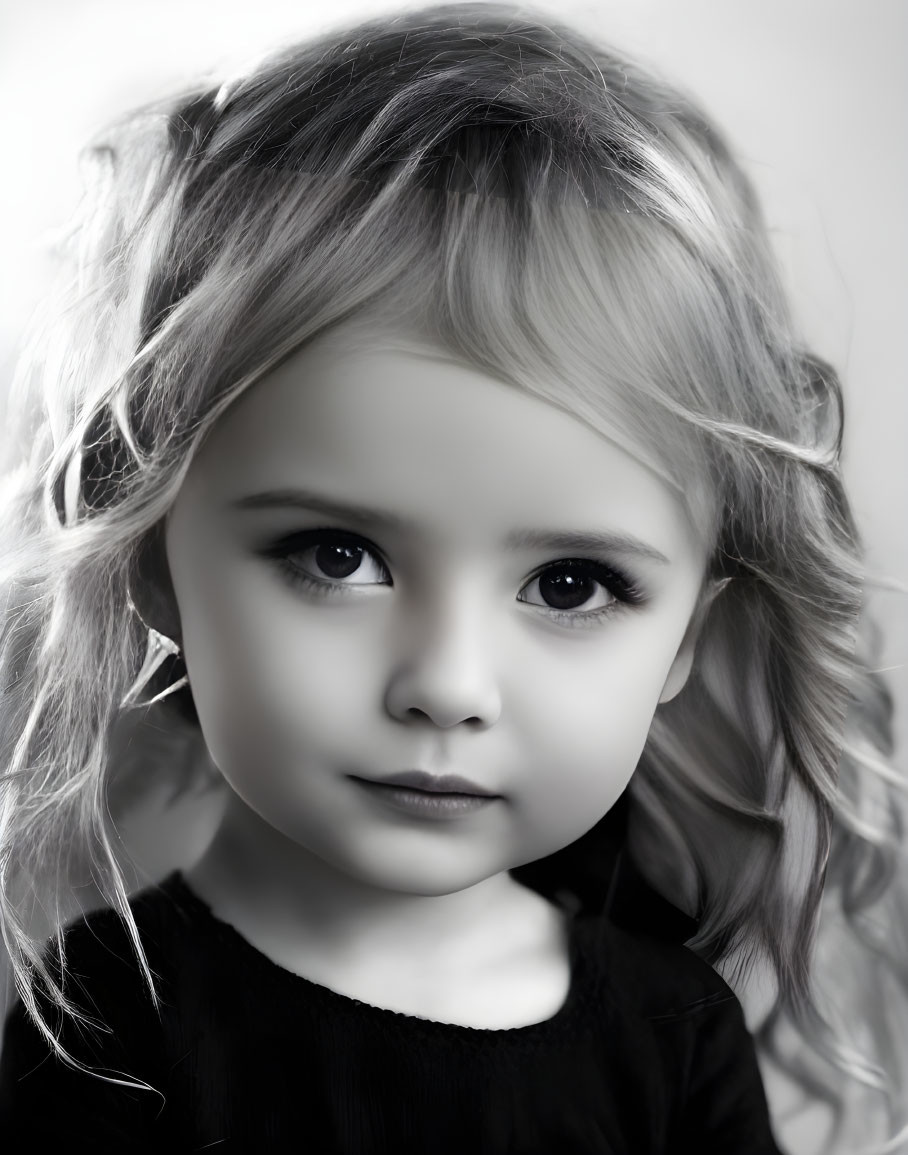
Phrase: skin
[{"left": 154, "top": 321, "right": 714, "bottom": 1025}]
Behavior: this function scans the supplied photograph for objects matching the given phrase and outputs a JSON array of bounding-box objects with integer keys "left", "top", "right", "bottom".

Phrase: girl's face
[{"left": 164, "top": 324, "right": 710, "bottom": 897}]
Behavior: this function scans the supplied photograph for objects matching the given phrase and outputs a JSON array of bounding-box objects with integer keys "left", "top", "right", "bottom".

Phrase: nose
[{"left": 383, "top": 592, "right": 502, "bottom": 730}]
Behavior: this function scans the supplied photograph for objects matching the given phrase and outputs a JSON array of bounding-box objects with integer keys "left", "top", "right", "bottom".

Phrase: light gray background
[{"left": 2, "top": 0, "right": 905, "bottom": 751}]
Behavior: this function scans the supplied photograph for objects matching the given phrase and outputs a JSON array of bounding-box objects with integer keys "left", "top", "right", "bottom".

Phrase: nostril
[
  {"left": 384, "top": 658, "right": 503, "bottom": 730},
  {"left": 403, "top": 706, "right": 486, "bottom": 729}
]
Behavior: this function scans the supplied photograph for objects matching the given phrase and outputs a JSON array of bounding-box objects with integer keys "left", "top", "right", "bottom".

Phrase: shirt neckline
[{"left": 160, "top": 869, "right": 603, "bottom": 1042}]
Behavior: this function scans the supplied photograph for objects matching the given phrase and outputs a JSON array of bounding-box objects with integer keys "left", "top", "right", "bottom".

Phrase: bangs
[{"left": 138, "top": 167, "right": 738, "bottom": 546}]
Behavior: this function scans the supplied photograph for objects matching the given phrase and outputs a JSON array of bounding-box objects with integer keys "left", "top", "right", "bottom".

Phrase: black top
[{"left": 0, "top": 871, "right": 781, "bottom": 1153}]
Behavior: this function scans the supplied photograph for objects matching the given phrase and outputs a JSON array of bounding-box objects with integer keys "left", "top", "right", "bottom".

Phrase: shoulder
[
  {"left": 2, "top": 876, "right": 193, "bottom": 1083},
  {"left": 8, "top": 873, "right": 193, "bottom": 1050},
  {"left": 0, "top": 877, "right": 192, "bottom": 1133},
  {"left": 582, "top": 914, "right": 739, "bottom": 1022},
  {"left": 53, "top": 873, "right": 189, "bottom": 992},
  {"left": 570, "top": 916, "right": 782, "bottom": 1150}
]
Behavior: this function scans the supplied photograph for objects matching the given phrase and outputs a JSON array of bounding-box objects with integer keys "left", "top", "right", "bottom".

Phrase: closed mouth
[{"left": 350, "top": 770, "right": 500, "bottom": 798}]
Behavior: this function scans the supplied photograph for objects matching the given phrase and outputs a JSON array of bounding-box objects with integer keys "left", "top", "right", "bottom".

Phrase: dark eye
[
  {"left": 518, "top": 560, "right": 635, "bottom": 615},
  {"left": 268, "top": 530, "right": 391, "bottom": 587},
  {"left": 309, "top": 541, "right": 381, "bottom": 581}
]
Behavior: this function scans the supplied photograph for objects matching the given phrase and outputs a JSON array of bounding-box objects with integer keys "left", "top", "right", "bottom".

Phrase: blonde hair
[{"left": 1, "top": 3, "right": 905, "bottom": 1146}]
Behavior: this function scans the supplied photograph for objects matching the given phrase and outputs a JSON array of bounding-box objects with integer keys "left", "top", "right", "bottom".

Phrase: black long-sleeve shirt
[{"left": 0, "top": 869, "right": 781, "bottom": 1152}]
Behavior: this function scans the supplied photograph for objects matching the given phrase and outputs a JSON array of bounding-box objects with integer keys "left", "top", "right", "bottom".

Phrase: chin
[{"left": 342, "top": 851, "right": 505, "bottom": 898}]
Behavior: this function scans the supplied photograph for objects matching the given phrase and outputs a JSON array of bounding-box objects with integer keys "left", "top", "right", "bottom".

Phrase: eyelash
[
  {"left": 519, "top": 560, "right": 645, "bottom": 628},
  {"left": 260, "top": 529, "right": 646, "bottom": 628},
  {"left": 261, "top": 529, "right": 391, "bottom": 601}
]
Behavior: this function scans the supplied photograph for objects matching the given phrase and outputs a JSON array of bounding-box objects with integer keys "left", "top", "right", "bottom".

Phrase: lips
[{"left": 352, "top": 769, "right": 500, "bottom": 798}]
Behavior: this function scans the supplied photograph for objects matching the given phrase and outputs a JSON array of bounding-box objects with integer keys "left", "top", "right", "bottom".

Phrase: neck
[{"left": 186, "top": 791, "right": 547, "bottom": 973}]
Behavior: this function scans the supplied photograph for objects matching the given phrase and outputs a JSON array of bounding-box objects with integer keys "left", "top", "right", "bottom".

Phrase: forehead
[{"left": 184, "top": 324, "right": 707, "bottom": 566}]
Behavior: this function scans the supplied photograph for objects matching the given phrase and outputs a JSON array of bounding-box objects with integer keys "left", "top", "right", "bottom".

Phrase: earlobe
[
  {"left": 658, "top": 634, "right": 697, "bottom": 704},
  {"left": 658, "top": 577, "right": 731, "bottom": 704}
]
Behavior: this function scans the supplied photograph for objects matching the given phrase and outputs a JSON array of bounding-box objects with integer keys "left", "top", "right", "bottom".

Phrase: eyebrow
[
  {"left": 229, "top": 488, "right": 671, "bottom": 565},
  {"left": 506, "top": 530, "right": 669, "bottom": 565}
]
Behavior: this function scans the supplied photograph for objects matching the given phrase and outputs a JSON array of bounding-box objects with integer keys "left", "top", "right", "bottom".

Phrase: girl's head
[
  {"left": 156, "top": 319, "right": 710, "bottom": 899},
  {"left": 39, "top": 0, "right": 852, "bottom": 949},
  {"left": 4, "top": 0, "right": 889, "bottom": 1117}
]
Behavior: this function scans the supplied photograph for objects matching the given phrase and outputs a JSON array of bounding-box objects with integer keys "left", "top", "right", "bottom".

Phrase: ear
[
  {"left": 658, "top": 577, "right": 731, "bottom": 704},
  {"left": 130, "top": 520, "right": 183, "bottom": 643}
]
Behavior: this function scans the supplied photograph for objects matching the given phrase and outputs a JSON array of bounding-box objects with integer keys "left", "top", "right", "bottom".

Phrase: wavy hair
[{"left": 1, "top": 3, "right": 905, "bottom": 1148}]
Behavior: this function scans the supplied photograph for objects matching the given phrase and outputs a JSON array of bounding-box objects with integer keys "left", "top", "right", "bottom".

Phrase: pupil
[
  {"left": 315, "top": 543, "right": 362, "bottom": 579},
  {"left": 539, "top": 568, "right": 594, "bottom": 610}
]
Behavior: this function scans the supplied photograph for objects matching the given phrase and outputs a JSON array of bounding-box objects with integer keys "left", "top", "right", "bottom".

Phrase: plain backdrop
[{"left": 1, "top": 0, "right": 905, "bottom": 748}]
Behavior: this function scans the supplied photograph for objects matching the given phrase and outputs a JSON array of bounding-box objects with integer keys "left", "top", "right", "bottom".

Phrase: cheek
[
  {"left": 496, "top": 659, "right": 656, "bottom": 869},
  {"left": 510, "top": 621, "right": 681, "bottom": 810},
  {"left": 173, "top": 561, "right": 387, "bottom": 771}
]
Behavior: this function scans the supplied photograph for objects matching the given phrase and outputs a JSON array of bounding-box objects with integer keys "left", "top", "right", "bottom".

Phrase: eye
[
  {"left": 263, "top": 529, "right": 391, "bottom": 590},
  {"left": 517, "top": 559, "right": 641, "bottom": 618}
]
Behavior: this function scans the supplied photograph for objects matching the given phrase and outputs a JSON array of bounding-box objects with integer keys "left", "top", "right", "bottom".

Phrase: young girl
[{"left": 0, "top": 3, "right": 905, "bottom": 1151}]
